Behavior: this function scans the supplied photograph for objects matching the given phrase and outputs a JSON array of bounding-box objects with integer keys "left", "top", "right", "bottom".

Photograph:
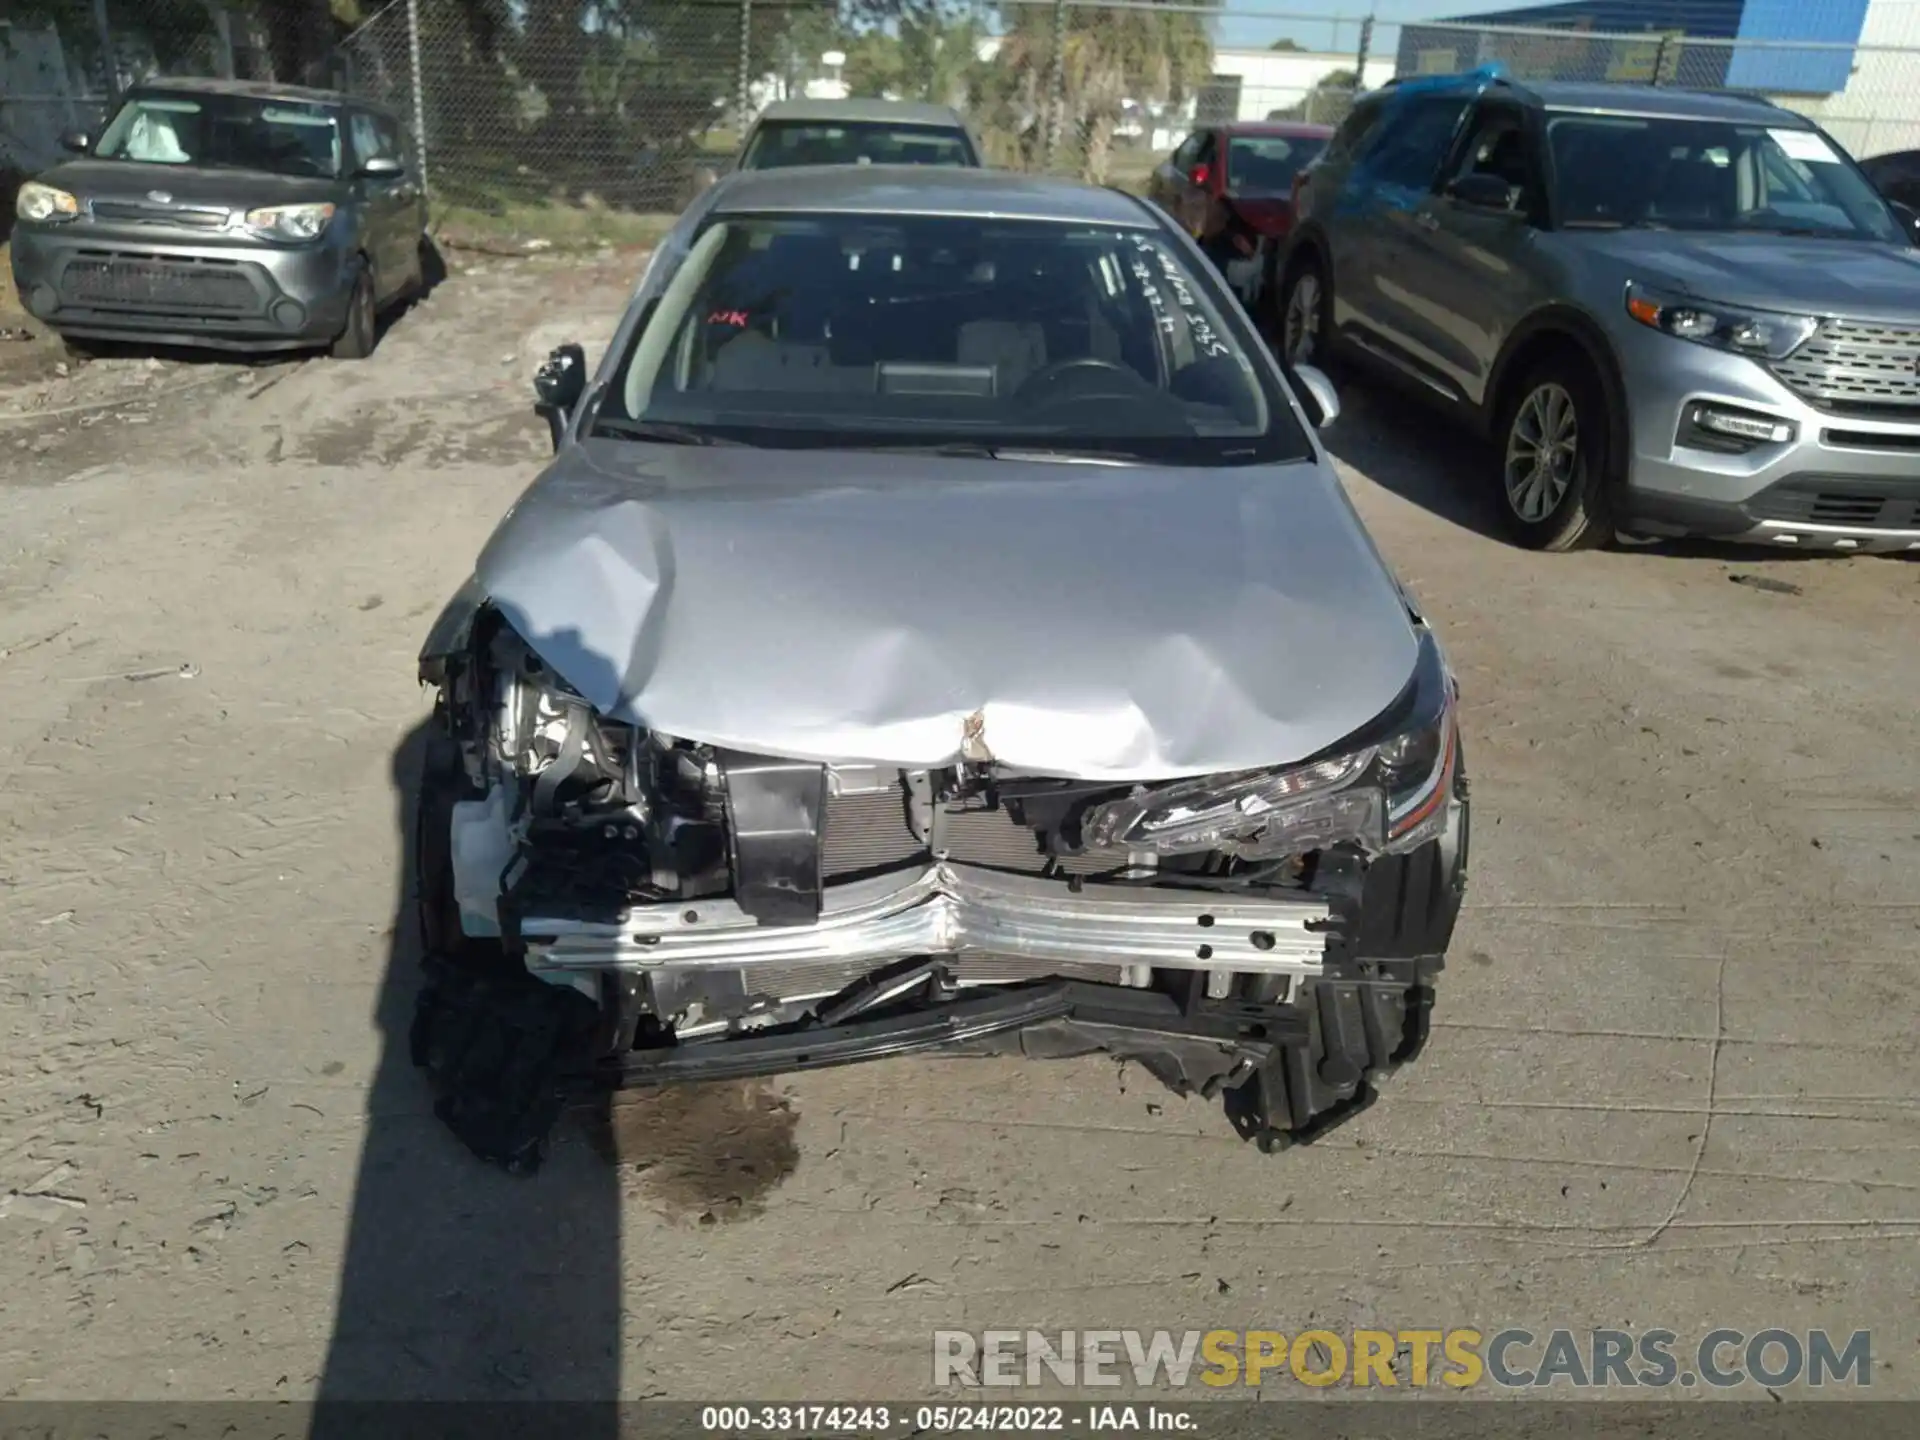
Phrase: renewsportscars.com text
[{"left": 932, "top": 1328, "right": 1873, "bottom": 1390}]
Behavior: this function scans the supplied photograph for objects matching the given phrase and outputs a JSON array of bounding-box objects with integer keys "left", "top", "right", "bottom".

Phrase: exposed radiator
[{"left": 822, "top": 782, "right": 1132, "bottom": 879}]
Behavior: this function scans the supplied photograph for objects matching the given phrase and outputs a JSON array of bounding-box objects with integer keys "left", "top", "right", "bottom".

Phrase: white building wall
[
  {"left": 1204, "top": 49, "right": 1398, "bottom": 123},
  {"left": 1773, "top": 0, "right": 1920, "bottom": 158}
]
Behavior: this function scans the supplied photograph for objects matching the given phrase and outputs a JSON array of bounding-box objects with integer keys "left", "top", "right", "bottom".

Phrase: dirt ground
[{"left": 0, "top": 254, "right": 1916, "bottom": 1404}]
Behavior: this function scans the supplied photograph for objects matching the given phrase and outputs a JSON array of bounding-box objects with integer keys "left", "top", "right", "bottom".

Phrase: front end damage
[{"left": 410, "top": 601, "right": 1469, "bottom": 1173}]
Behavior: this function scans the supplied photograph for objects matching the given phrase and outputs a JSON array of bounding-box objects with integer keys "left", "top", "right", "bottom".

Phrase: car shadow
[
  {"left": 310, "top": 720, "right": 624, "bottom": 1425},
  {"left": 1316, "top": 375, "right": 1511, "bottom": 543}
]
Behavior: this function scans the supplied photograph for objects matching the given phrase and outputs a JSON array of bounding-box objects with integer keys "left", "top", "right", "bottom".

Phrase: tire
[
  {"left": 1496, "top": 353, "right": 1615, "bottom": 552},
  {"left": 60, "top": 335, "right": 102, "bottom": 363},
  {"left": 329, "top": 265, "right": 377, "bottom": 360},
  {"left": 1277, "top": 251, "right": 1333, "bottom": 371}
]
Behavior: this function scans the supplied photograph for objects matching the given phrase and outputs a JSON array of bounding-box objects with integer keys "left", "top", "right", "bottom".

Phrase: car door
[
  {"left": 1393, "top": 99, "right": 1554, "bottom": 406},
  {"left": 1328, "top": 91, "right": 1476, "bottom": 357},
  {"left": 384, "top": 112, "right": 428, "bottom": 248},
  {"left": 349, "top": 109, "right": 410, "bottom": 300}
]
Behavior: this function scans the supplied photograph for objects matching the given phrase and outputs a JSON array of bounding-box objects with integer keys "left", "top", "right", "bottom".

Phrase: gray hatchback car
[
  {"left": 10, "top": 78, "right": 428, "bottom": 359},
  {"left": 1277, "top": 75, "right": 1920, "bottom": 553}
]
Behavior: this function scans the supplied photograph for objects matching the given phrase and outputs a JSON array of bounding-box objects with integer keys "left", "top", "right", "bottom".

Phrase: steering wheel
[{"left": 1014, "top": 356, "right": 1138, "bottom": 403}]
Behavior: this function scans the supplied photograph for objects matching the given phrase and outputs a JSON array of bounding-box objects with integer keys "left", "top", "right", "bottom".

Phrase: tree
[
  {"left": 844, "top": 3, "right": 986, "bottom": 107},
  {"left": 1268, "top": 39, "right": 1302, "bottom": 52},
  {"left": 982, "top": 0, "right": 1214, "bottom": 182}
]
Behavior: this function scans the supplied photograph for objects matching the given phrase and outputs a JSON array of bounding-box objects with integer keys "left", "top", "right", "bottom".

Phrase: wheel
[
  {"left": 1277, "top": 253, "right": 1331, "bottom": 370},
  {"left": 1497, "top": 354, "right": 1615, "bottom": 552},
  {"left": 329, "top": 265, "right": 377, "bottom": 360}
]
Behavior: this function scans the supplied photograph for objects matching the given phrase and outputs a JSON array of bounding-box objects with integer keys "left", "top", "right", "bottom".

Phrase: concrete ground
[{"left": 0, "top": 254, "right": 1915, "bottom": 1405}]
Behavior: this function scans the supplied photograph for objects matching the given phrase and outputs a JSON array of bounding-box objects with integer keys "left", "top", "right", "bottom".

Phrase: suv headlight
[
  {"left": 242, "top": 202, "right": 336, "bottom": 241},
  {"left": 1625, "top": 281, "right": 1817, "bottom": 361},
  {"left": 1083, "top": 628, "right": 1459, "bottom": 859},
  {"left": 16, "top": 182, "right": 80, "bottom": 223}
]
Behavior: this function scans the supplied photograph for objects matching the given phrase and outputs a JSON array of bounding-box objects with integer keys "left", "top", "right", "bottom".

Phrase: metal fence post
[
  {"left": 1650, "top": 34, "right": 1670, "bottom": 87},
  {"left": 1043, "top": 0, "right": 1068, "bottom": 170},
  {"left": 738, "top": 0, "right": 754, "bottom": 131},
  {"left": 1355, "top": 14, "right": 1374, "bottom": 89},
  {"left": 406, "top": 0, "right": 430, "bottom": 192}
]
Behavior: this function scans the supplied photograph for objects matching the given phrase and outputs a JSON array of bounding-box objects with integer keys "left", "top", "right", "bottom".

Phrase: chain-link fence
[
  {"left": 1394, "top": 19, "right": 1920, "bottom": 159},
  {"left": 9, "top": 0, "right": 1920, "bottom": 231}
]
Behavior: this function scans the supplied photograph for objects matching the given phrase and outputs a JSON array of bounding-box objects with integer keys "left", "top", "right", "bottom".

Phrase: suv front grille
[{"left": 1771, "top": 320, "right": 1920, "bottom": 408}]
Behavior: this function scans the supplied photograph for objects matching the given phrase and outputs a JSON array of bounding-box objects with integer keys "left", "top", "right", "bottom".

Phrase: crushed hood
[{"left": 472, "top": 442, "right": 1420, "bottom": 780}]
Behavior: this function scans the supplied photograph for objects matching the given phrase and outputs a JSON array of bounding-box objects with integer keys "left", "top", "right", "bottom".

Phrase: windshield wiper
[
  {"left": 590, "top": 418, "right": 738, "bottom": 446},
  {"left": 832, "top": 439, "right": 1149, "bottom": 465}
]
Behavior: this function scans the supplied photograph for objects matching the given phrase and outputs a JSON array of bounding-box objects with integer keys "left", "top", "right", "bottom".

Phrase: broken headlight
[{"left": 1083, "top": 628, "right": 1458, "bottom": 859}]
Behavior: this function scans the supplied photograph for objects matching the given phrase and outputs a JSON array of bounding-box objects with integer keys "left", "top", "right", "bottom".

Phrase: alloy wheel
[
  {"left": 1283, "top": 271, "right": 1321, "bottom": 366},
  {"left": 1504, "top": 382, "right": 1580, "bottom": 523}
]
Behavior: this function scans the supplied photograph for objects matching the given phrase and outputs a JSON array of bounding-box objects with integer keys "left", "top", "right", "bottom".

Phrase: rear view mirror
[
  {"left": 534, "top": 342, "right": 587, "bottom": 450},
  {"left": 1447, "top": 172, "right": 1518, "bottom": 211},
  {"left": 59, "top": 130, "right": 90, "bottom": 154},
  {"left": 1290, "top": 364, "right": 1340, "bottom": 430}
]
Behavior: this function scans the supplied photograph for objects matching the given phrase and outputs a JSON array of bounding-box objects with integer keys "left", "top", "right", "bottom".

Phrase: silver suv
[{"left": 1276, "top": 74, "right": 1920, "bottom": 554}]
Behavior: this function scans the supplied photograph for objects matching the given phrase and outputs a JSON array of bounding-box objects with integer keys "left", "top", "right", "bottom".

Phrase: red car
[{"left": 1147, "top": 121, "right": 1334, "bottom": 315}]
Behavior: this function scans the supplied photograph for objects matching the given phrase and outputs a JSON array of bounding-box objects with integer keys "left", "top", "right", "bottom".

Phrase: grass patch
[{"left": 430, "top": 197, "right": 679, "bottom": 254}]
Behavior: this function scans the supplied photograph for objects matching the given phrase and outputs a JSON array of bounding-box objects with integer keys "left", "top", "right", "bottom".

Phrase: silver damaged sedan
[{"left": 411, "top": 166, "right": 1471, "bottom": 1171}]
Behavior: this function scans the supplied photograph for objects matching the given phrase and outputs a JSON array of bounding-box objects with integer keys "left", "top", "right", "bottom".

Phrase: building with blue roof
[{"left": 1395, "top": 0, "right": 1871, "bottom": 96}]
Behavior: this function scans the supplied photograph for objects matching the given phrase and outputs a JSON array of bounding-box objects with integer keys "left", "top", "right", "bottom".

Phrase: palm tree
[{"left": 986, "top": 0, "right": 1214, "bottom": 182}]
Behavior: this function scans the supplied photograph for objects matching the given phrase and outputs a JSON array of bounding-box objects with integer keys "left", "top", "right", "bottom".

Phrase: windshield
[
  {"left": 741, "top": 121, "right": 975, "bottom": 169},
  {"left": 95, "top": 92, "right": 342, "bottom": 178},
  {"left": 1547, "top": 113, "right": 1901, "bottom": 242},
  {"left": 597, "top": 211, "right": 1306, "bottom": 466},
  {"left": 1227, "top": 134, "right": 1328, "bottom": 196}
]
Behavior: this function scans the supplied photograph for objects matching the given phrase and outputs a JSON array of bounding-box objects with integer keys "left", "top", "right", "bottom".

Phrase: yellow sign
[{"left": 1416, "top": 48, "right": 1459, "bottom": 76}]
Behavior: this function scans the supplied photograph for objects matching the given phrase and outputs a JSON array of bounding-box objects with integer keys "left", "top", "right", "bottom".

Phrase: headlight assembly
[
  {"left": 1624, "top": 281, "right": 1817, "bottom": 361},
  {"left": 16, "top": 182, "right": 80, "bottom": 223},
  {"left": 242, "top": 202, "right": 336, "bottom": 241},
  {"left": 1083, "top": 628, "right": 1459, "bottom": 860}
]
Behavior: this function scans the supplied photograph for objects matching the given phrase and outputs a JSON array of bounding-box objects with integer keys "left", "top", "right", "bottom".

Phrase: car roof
[
  {"left": 1222, "top": 122, "right": 1336, "bottom": 139},
  {"left": 1517, "top": 80, "right": 1796, "bottom": 125},
  {"left": 130, "top": 76, "right": 377, "bottom": 110},
  {"left": 754, "top": 98, "right": 967, "bottom": 128},
  {"left": 708, "top": 164, "right": 1158, "bottom": 227}
]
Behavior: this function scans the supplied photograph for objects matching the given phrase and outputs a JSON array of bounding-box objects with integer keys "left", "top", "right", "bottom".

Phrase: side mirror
[
  {"left": 359, "top": 155, "right": 404, "bottom": 179},
  {"left": 1889, "top": 199, "right": 1920, "bottom": 246},
  {"left": 534, "top": 342, "right": 587, "bottom": 450},
  {"left": 59, "top": 130, "right": 90, "bottom": 154},
  {"left": 1290, "top": 363, "right": 1340, "bottom": 430},
  {"left": 1447, "top": 172, "right": 1519, "bottom": 212}
]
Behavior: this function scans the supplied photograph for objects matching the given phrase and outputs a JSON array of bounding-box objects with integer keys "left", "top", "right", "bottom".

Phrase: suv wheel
[
  {"left": 1278, "top": 255, "right": 1329, "bottom": 368},
  {"left": 1498, "top": 357, "right": 1614, "bottom": 552}
]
